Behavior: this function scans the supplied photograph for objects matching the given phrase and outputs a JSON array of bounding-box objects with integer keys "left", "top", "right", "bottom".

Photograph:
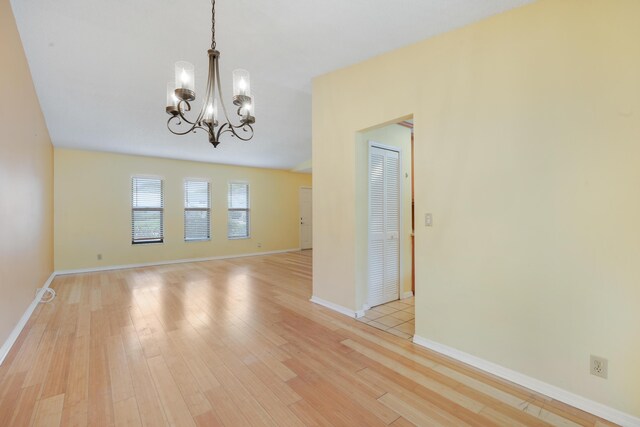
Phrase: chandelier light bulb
[
  {"left": 166, "top": 83, "right": 177, "bottom": 107},
  {"left": 233, "top": 69, "right": 251, "bottom": 99},
  {"left": 203, "top": 102, "right": 216, "bottom": 124},
  {"left": 212, "top": 98, "right": 219, "bottom": 120},
  {"left": 243, "top": 100, "right": 254, "bottom": 117},
  {"left": 242, "top": 96, "right": 255, "bottom": 124},
  {"left": 166, "top": 82, "right": 179, "bottom": 115},
  {"left": 174, "top": 61, "right": 195, "bottom": 101}
]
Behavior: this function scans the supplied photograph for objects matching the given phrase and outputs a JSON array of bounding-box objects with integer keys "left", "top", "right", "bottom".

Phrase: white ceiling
[{"left": 11, "top": 0, "right": 533, "bottom": 170}]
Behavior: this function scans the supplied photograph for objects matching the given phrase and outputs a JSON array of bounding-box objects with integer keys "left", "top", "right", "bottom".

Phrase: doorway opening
[
  {"left": 357, "top": 119, "right": 414, "bottom": 339},
  {"left": 300, "top": 187, "right": 312, "bottom": 250}
]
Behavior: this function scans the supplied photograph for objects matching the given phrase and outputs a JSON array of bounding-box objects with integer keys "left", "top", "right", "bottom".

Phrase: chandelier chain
[{"left": 211, "top": 0, "right": 216, "bottom": 49}]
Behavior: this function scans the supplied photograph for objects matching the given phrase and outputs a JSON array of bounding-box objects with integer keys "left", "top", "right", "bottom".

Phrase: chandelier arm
[
  {"left": 215, "top": 122, "right": 230, "bottom": 142},
  {"left": 226, "top": 123, "right": 255, "bottom": 141},
  {"left": 167, "top": 116, "right": 207, "bottom": 136},
  {"left": 175, "top": 101, "right": 198, "bottom": 126}
]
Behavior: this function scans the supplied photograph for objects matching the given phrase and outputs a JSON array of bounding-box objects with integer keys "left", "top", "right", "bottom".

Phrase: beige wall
[
  {"left": 54, "top": 149, "right": 311, "bottom": 271},
  {"left": 356, "top": 124, "right": 413, "bottom": 308},
  {"left": 313, "top": 0, "right": 640, "bottom": 417},
  {"left": 0, "top": 0, "right": 54, "bottom": 349}
]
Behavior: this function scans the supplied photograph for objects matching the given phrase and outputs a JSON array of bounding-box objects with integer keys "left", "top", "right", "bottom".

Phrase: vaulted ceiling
[{"left": 11, "top": 0, "right": 533, "bottom": 169}]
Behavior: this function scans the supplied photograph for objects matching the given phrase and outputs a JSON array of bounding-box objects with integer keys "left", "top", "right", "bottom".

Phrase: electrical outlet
[
  {"left": 590, "top": 355, "right": 608, "bottom": 379},
  {"left": 257, "top": 242, "right": 262, "bottom": 248},
  {"left": 97, "top": 254, "right": 103, "bottom": 260}
]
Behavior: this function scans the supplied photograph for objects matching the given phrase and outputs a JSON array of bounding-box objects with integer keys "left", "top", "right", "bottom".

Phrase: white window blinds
[
  {"left": 131, "top": 177, "right": 164, "bottom": 244},
  {"left": 184, "top": 180, "right": 211, "bottom": 241},
  {"left": 228, "top": 182, "right": 249, "bottom": 239}
]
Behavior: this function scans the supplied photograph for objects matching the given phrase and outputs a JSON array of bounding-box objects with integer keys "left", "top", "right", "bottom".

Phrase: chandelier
[{"left": 165, "top": 0, "right": 255, "bottom": 148}]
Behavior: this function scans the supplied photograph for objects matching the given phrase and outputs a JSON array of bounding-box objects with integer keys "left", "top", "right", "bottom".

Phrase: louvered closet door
[{"left": 368, "top": 145, "right": 400, "bottom": 307}]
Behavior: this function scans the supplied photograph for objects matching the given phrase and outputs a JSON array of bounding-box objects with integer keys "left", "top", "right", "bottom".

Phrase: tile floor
[{"left": 357, "top": 297, "right": 415, "bottom": 339}]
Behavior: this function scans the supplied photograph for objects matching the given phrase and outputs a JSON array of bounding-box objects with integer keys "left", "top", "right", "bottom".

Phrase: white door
[
  {"left": 300, "top": 187, "right": 312, "bottom": 250},
  {"left": 368, "top": 145, "right": 400, "bottom": 307}
]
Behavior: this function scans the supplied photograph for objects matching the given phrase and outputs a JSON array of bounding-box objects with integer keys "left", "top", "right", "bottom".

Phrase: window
[
  {"left": 131, "top": 177, "right": 164, "bottom": 244},
  {"left": 184, "top": 180, "right": 211, "bottom": 241},
  {"left": 228, "top": 182, "right": 249, "bottom": 239}
]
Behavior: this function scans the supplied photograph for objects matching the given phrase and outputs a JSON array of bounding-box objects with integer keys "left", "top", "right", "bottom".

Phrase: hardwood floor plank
[
  {"left": 284, "top": 358, "right": 387, "bottom": 427},
  {"left": 167, "top": 328, "right": 221, "bottom": 392},
  {"left": 64, "top": 335, "right": 90, "bottom": 406},
  {"left": 59, "top": 400, "right": 88, "bottom": 427},
  {"left": 342, "top": 338, "right": 486, "bottom": 414},
  {"left": 87, "top": 335, "right": 114, "bottom": 426},
  {"left": 113, "top": 396, "right": 143, "bottom": 427},
  {"left": 106, "top": 334, "right": 135, "bottom": 403},
  {"left": 8, "top": 383, "right": 40, "bottom": 426},
  {"left": 390, "top": 416, "right": 417, "bottom": 426},
  {"left": 243, "top": 354, "right": 302, "bottom": 406},
  {"left": 379, "top": 392, "right": 463, "bottom": 427},
  {"left": 7, "top": 324, "right": 46, "bottom": 376},
  {"left": 41, "top": 332, "right": 74, "bottom": 399},
  {"left": 209, "top": 362, "right": 278, "bottom": 427},
  {"left": 287, "top": 400, "right": 334, "bottom": 427},
  {"left": 22, "top": 329, "right": 58, "bottom": 388},
  {"left": 194, "top": 410, "right": 224, "bottom": 427},
  {"left": 204, "top": 385, "right": 252, "bottom": 426},
  {"left": 0, "top": 372, "right": 27, "bottom": 425},
  {"left": 32, "top": 393, "right": 65, "bottom": 427},
  {"left": 146, "top": 355, "right": 195, "bottom": 427},
  {"left": 217, "top": 347, "right": 305, "bottom": 427},
  {"left": 126, "top": 350, "right": 169, "bottom": 427}
]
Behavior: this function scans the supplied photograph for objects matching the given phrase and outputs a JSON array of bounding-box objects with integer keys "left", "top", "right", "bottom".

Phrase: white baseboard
[
  {"left": 55, "top": 248, "right": 302, "bottom": 275},
  {"left": 310, "top": 296, "right": 364, "bottom": 318},
  {"left": 412, "top": 335, "right": 640, "bottom": 427},
  {"left": 401, "top": 291, "right": 414, "bottom": 299},
  {"left": 0, "top": 272, "right": 56, "bottom": 366}
]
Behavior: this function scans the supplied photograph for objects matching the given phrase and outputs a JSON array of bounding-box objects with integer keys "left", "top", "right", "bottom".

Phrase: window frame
[
  {"left": 184, "top": 178, "right": 212, "bottom": 242},
  {"left": 131, "top": 175, "right": 164, "bottom": 245},
  {"left": 227, "top": 181, "right": 250, "bottom": 240}
]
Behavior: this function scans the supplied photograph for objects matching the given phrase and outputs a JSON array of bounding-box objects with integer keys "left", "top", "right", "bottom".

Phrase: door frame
[
  {"left": 299, "top": 186, "right": 312, "bottom": 250},
  {"left": 367, "top": 141, "right": 403, "bottom": 306}
]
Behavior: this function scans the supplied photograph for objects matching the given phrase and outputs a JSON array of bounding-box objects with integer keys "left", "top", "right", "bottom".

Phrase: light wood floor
[{"left": 0, "top": 251, "right": 617, "bottom": 426}]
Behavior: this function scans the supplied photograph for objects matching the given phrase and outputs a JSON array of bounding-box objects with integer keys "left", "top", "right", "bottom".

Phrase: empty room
[{"left": 1, "top": 0, "right": 639, "bottom": 425}]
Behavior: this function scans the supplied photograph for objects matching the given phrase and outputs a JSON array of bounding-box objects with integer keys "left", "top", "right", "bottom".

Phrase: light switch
[{"left": 425, "top": 213, "right": 433, "bottom": 227}]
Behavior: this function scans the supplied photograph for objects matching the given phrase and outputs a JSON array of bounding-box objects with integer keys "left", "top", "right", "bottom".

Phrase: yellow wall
[
  {"left": 356, "top": 124, "right": 413, "bottom": 308},
  {"left": 55, "top": 149, "right": 311, "bottom": 271},
  {"left": 0, "top": 0, "right": 54, "bottom": 348},
  {"left": 312, "top": 0, "right": 640, "bottom": 417}
]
